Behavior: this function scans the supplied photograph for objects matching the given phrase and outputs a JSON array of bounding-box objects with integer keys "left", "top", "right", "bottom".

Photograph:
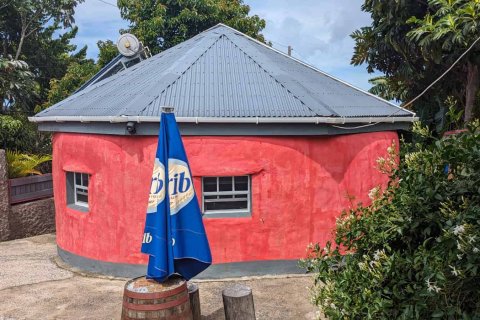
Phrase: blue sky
[{"left": 71, "top": 0, "right": 379, "bottom": 91}]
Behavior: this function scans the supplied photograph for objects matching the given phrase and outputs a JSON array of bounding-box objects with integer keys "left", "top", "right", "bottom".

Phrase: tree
[
  {"left": 0, "top": 57, "right": 36, "bottom": 112},
  {"left": 40, "top": 40, "right": 121, "bottom": 111},
  {"left": 407, "top": 0, "right": 480, "bottom": 124},
  {"left": 117, "top": 0, "right": 266, "bottom": 54},
  {"left": 352, "top": 1, "right": 479, "bottom": 127},
  {"left": 1, "top": 0, "right": 86, "bottom": 113},
  {"left": 97, "top": 40, "right": 119, "bottom": 68},
  {"left": 40, "top": 60, "right": 99, "bottom": 110},
  {"left": 4, "top": 0, "right": 83, "bottom": 59}
]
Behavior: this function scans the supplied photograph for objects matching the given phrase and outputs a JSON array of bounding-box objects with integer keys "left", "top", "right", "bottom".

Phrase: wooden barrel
[{"left": 121, "top": 276, "right": 193, "bottom": 320}]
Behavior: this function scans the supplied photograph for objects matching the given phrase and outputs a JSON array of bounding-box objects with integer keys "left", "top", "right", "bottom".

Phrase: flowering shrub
[{"left": 301, "top": 121, "right": 480, "bottom": 319}]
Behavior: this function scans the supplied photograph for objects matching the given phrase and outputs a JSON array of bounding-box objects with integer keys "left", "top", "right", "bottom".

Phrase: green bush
[
  {"left": 0, "top": 113, "right": 51, "bottom": 154},
  {"left": 6, "top": 150, "right": 52, "bottom": 179},
  {"left": 301, "top": 121, "right": 480, "bottom": 319}
]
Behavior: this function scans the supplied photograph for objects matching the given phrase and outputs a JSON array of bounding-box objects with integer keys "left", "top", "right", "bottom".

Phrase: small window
[
  {"left": 202, "top": 176, "right": 251, "bottom": 217},
  {"left": 66, "top": 171, "right": 90, "bottom": 211}
]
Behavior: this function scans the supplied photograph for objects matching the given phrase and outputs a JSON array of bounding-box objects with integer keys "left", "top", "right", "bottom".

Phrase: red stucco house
[{"left": 30, "top": 24, "right": 416, "bottom": 278}]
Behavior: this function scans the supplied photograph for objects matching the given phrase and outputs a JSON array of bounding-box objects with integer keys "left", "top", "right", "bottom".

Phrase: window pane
[
  {"left": 219, "top": 195, "right": 234, "bottom": 199},
  {"left": 204, "top": 195, "right": 218, "bottom": 200},
  {"left": 76, "top": 188, "right": 88, "bottom": 194},
  {"left": 203, "top": 177, "right": 217, "bottom": 192},
  {"left": 219, "top": 177, "right": 232, "bottom": 191},
  {"left": 205, "top": 200, "right": 248, "bottom": 211},
  {"left": 234, "top": 176, "right": 248, "bottom": 191},
  {"left": 234, "top": 194, "right": 248, "bottom": 199},
  {"left": 76, "top": 192, "right": 88, "bottom": 204},
  {"left": 75, "top": 173, "right": 81, "bottom": 184},
  {"left": 82, "top": 174, "right": 89, "bottom": 187}
]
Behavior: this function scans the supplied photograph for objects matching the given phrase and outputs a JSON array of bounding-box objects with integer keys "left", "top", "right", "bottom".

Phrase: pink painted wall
[{"left": 52, "top": 132, "right": 398, "bottom": 264}]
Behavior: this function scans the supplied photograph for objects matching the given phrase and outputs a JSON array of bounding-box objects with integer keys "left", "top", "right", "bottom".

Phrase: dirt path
[{"left": 0, "top": 234, "right": 318, "bottom": 320}]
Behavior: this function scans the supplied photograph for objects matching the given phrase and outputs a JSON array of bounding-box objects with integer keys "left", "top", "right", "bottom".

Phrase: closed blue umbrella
[{"left": 141, "top": 107, "right": 212, "bottom": 281}]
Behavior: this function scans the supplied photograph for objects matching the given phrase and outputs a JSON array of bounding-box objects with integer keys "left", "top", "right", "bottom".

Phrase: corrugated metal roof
[{"left": 35, "top": 24, "right": 414, "bottom": 120}]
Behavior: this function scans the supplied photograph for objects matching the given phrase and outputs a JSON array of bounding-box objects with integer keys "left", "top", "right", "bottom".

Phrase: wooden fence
[{"left": 8, "top": 173, "right": 53, "bottom": 204}]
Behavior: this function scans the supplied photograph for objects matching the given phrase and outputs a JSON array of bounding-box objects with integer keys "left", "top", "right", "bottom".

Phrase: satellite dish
[{"left": 117, "top": 33, "right": 141, "bottom": 57}]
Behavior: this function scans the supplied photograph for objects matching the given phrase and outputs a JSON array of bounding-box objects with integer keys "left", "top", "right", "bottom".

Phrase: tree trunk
[
  {"left": 465, "top": 61, "right": 479, "bottom": 125},
  {"left": 15, "top": 29, "right": 26, "bottom": 60}
]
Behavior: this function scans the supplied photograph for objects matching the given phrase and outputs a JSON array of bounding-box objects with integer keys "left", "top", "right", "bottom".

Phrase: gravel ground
[{"left": 0, "top": 234, "right": 319, "bottom": 320}]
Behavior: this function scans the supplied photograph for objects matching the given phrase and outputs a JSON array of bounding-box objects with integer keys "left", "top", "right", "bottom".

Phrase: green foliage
[
  {"left": 97, "top": 40, "right": 119, "bottom": 68},
  {"left": 1, "top": 0, "right": 85, "bottom": 114},
  {"left": 352, "top": 0, "right": 480, "bottom": 127},
  {"left": 6, "top": 150, "right": 52, "bottom": 178},
  {"left": 117, "top": 0, "right": 266, "bottom": 54},
  {"left": 0, "top": 57, "right": 37, "bottom": 111},
  {"left": 39, "top": 40, "right": 121, "bottom": 111},
  {"left": 39, "top": 60, "right": 99, "bottom": 111},
  {"left": 0, "top": 115, "right": 23, "bottom": 143},
  {"left": 301, "top": 121, "right": 480, "bottom": 319},
  {"left": 0, "top": 113, "right": 51, "bottom": 154},
  {"left": 407, "top": 0, "right": 480, "bottom": 124}
]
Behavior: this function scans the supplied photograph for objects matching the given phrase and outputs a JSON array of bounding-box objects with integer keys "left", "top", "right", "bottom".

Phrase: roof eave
[{"left": 29, "top": 115, "right": 419, "bottom": 124}]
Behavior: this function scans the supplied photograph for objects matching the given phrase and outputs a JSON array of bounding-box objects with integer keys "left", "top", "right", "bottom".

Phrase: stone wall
[
  {"left": 9, "top": 198, "right": 55, "bottom": 240},
  {"left": 0, "top": 150, "right": 55, "bottom": 241},
  {"left": 0, "top": 150, "right": 10, "bottom": 241}
]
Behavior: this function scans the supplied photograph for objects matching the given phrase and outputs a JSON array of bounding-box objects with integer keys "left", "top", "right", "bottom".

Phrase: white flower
[
  {"left": 453, "top": 225, "right": 465, "bottom": 235},
  {"left": 405, "top": 152, "right": 420, "bottom": 166},
  {"left": 473, "top": 247, "right": 479, "bottom": 253},
  {"left": 457, "top": 254, "right": 463, "bottom": 260},
  {"left": 468, "top": 235, "right": 476, "bottom": 244},
  {"left": 329, "top": 303, "right": 337, "bottom": 310},
  {"left": 426, "top": 279, "right": 442, "bottom": 293},
  {"left": 450, "top": 265, "right": 460, "bottom": 276},
  {"left": 373, "top": 249, "right": 384, "bottom": 261},
  {"left": 457, "top": 241, "right": 463, "bottom": 251},
  {"left": 376, "top": 157, "right": 386, "bottom": 166},
  {"left": 368, "top": 186, "right": 380, "bottom": 200}
]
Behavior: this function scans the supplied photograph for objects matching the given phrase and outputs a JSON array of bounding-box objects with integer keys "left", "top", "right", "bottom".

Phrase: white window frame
[
  {"left": 202, "top": 176, "right": 251, "bottom": 216},
  {"left": 73, "top": 172, "right": 89, "bottom": 207}
]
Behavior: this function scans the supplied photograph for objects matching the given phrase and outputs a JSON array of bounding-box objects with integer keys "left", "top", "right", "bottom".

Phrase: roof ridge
[
  {"left": 223, "top": 32, "right": 337, "bottom": 117},
  {"left": 220, "top": 33, "right": 320, "bottom": 117},
  {"left": 132, "top": 33, "right": 225, "bottom": 116},
  {"left": 215, "top": 23, "right": 414, "bottom": 117}
]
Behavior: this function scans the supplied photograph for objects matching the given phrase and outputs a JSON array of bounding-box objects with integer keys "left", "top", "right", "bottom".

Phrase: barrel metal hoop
[
  {"left": 122, "top": 309, "right": 191, "bottom": 320},
  {"left": 123, "top": 292, "right": 189, "bottom": 311},
  {"left": 124, "top": 282, "right": 187, "bottom": 299}
]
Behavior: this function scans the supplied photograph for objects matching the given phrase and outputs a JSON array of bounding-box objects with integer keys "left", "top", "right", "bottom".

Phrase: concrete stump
[{"left": 222, "top": 284, "right": 256, "bottom": 320}]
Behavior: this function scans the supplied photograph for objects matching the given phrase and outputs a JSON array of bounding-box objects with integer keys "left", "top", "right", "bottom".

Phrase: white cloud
[
  {"left": 71, "top": 0, "right": 127, "bottom": 59},
  {"left": 248, "top": 0, "right": 375, "bottom": 90}
]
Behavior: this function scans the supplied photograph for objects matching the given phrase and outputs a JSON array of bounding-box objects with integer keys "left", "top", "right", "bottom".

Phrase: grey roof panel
[
  {"left": 142, "top": 34, "right": 314, "bottom": 118},
  {"left": 35, "top": 24, "right": 414, "bottom": 121}
]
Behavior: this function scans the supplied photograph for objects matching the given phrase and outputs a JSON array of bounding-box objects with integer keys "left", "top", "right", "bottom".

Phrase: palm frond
[{"left": 6, "top": 150, "right": 52, "bottom": 179}]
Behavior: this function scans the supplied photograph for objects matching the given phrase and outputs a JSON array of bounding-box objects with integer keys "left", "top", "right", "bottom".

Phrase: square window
[
  {"left": 202, "top": 175, "right": 251, "bottom": 217},
  {"left": 66, "top": 171, "right": 90, "bottom": 211}
]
